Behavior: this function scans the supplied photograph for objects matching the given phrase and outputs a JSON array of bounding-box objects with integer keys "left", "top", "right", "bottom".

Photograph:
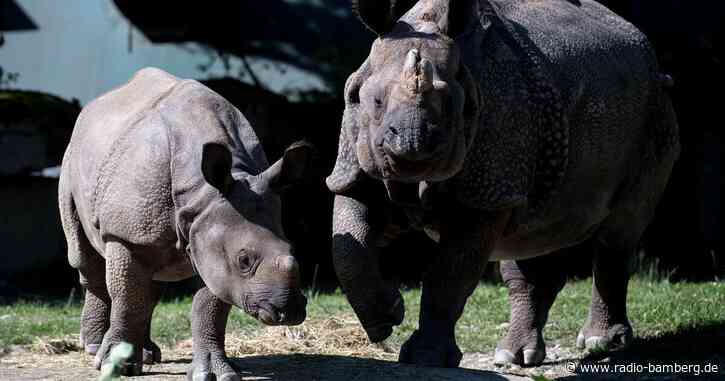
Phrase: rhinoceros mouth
[
  {"left": 255, "top": 305, "right": 284, "bottom": 325},
  {"left": 380, "top": 144, "right": 457, "bottom": 182},
  {"left": 247, "top": 293, "right": 307, "bottom": 326},
  {"left": 361, "top": 122, "right": 460, "bottom": 182},
  {"left": 256, "top": 304, "right": 306, "bottom": 326},
  {"left": 383, "top": 155, "right": 430, "bottom": 178}
]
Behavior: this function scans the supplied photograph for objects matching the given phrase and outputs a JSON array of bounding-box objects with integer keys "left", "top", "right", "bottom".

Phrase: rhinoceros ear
[
  {"left": 326, "top": 124, "right": 364, "bottom": 194},
  {"left": 445, "top": 0, "right": 482, "bottom": 37},
  {"left": 327, "top": 65, "right": 367, "bottom": 194},
  {"left": 353, "top": 0, "right": 417, "bottom": 36},
  {"left": 477, "top": 0, "right": 506, "bottom": 33},
  {"left": 202, "top": 143, "right": 234, "bottom": 193},
  {"left": 263, "top": 140, "right": 315, "bottom": 192}
]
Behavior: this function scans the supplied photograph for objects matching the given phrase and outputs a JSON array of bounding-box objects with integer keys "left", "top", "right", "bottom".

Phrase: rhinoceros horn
[
  {"left": 403, "top": 48, "right": 419, "bottom": 79},
  {"left": 402, "top": 49, "right": 438, "bottom": 95}
]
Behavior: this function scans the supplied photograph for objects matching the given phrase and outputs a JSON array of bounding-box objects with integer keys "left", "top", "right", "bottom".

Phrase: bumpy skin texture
[
  {"left": 329, "top": 0, "right": 679, "bottom": 368},
  {"left": 496, "top": 257, "right": 566, "bottom": 366},
  {"left": 59, "top": 68, "right": 310, "bottom": 377},
  {"left": 188, "top": 287, "right": 237, "bottom": 381}
]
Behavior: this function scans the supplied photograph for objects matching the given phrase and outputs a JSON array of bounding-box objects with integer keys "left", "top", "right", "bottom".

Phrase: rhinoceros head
[
  {"left": 343, "top": 0, "right": 481, "bottom": 183},
  {"left": 185, "top": 141, "right": 312, "bottom": 326}
]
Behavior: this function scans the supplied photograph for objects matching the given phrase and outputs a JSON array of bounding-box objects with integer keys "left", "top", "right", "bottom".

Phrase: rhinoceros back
[
  {"left": 467, "top": 0, "right": 678, "bottom": 257},
  {"left": 62, "top": 67, "right": 267, "bottom": 252},
  {"left": 456, "top": 0, "right": 672, "bottom": 215}
]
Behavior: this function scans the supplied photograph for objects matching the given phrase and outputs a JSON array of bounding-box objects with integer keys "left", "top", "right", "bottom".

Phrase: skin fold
[
  {"left": 328, "top": 0, "right": 679, "bottom": 368},
  {"left": 59, "top": 68, "right": 312, "bottom": 379}
]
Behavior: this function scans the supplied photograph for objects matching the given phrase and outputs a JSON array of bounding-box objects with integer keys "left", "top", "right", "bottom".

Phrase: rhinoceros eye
[
  {"left": 237, "top": 251, "right": 258, "bottom": 276},
  {"left": 371, "top": 91, "right": 386, "bottom": 122}
]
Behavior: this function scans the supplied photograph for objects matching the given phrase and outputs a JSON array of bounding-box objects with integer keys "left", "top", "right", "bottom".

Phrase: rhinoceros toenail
[
  {"left": 493, "top": 348, "right": 515, "bottom": 365},
  {"left": 85, "top": 343, "right": 100, "bottom": 355},
  {"left": 193, "top": 371, "right": 212, "bottom": 381}
]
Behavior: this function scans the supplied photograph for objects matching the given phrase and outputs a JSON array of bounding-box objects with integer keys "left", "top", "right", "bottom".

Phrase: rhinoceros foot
[
  {"left": 576, "top": 321, "right": 633, "bottom": 352},
  {"left": 143, "top": 338, "right": 162, "bottom": 364},
  {"left": 360, "top": 286, "right": 405, "bottom": 343},
  {"left": 187, "top": 349, "right": 239, "bottom": 381},
  {"left": 93, "top": 340, "right": 143, "bottom": 376},
  {"left": 399, "top": 329, "right": 462, "bottom": 368},
  {"left": 493, "top": 326, "right": 546, "bottom": 367}
]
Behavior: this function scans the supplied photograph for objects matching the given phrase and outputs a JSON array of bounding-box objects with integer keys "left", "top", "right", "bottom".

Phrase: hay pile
[
  {"left": 24, "top": 314, "right": 397, "bottom": 362},
  {"left": 228, "top": 315, "right": 397, "bottom": 360},
  {"left": 31, "top": 335, "right": 79, "bottom": 355},
  {"left": 8, "top": 336, "right": 90, "bottom": 370}
]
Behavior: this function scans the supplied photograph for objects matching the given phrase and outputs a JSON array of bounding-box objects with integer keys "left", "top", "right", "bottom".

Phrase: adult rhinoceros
[{"left": 327, "top": 0, "right": 679, "bottom": 368}]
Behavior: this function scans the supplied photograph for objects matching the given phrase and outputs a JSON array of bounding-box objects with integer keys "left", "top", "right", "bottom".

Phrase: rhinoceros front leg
[
  {"left": 495, "top": 256, "right": 566, "bottom": 366},
  {"left": 94, "top": 241, "right": 155, "bottom": 376},
  {"left": 332, "top": 194, "right": 405, "bottom": 343},
  {"left": 187, "top": 287, "right": 238, "bottom": 381},
  {"left": 400, "top": 209, "right": 511, "bottom": 368}
]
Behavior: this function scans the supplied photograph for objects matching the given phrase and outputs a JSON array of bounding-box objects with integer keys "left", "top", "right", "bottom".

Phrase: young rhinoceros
[
  {"left": 328, "top": 0, "right": 679, "bottom": 368},
  {"left": 59, "top": 67, "right": 311, "bottom": 378}
]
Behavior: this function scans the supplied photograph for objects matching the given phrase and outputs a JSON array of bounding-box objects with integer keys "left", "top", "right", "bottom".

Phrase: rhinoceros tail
[{"left": 59, "top": 156, "right": 97, "bottom": 270}]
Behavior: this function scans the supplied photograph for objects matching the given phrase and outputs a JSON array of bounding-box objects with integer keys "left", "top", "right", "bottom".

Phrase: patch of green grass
[
  {"left": 1, "top": 278, "right": 724, "bottom": 354},
  {"left": 449, "top": 278, "right": 725, "bottom": 353},
  {"left": 0, "top": 301, "right": 82, "bottom": 347},
  {"left": 149, "top": 296, "right": 194, "bottom": 346},
  {"left": 362, "top": 278, "right": 725, "bottom": 353},
  {"left": 0, "top": 291, "right": 362, "bottom": 350}
]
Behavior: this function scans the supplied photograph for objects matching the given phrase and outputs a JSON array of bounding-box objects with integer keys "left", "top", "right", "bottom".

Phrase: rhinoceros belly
[
  {"left": 490, "top": 211, "right": 608, "bottom": 260},
  {"left": 489, "top": 149, "right": 622, "bottom": 260}
]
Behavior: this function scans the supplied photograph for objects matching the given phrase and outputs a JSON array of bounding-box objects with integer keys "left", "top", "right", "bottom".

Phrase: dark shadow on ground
[
  {"left": 160, "top": 358, "right": 192, "bottom": 365},
  {"left": 230, "top": 354, "right": 515, "bottom": 381},
  {"left": 559, "top": 321, "right": 725, "bottom": 380},
  {"left": 144, "top": 370, "right": 187, "bottom": 376}
]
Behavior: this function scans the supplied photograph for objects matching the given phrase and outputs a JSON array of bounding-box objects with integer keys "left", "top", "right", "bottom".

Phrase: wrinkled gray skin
[
  {"left": 59, "top": 68, "right": 310, "bottom": 379},
  {"left": 328, "top": 0, "right": 679, "bottom": 368}
]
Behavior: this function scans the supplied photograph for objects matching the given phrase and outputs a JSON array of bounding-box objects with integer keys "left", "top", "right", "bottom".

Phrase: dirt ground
[
  {"left": 4, "top": 344, "right": 721, "bottom": 381},
  {"left": 2, "top": 317, "right": 723, "bottom": 380},
  {"left": 0, "top": 344, "right": 574, "bottom": 381}
]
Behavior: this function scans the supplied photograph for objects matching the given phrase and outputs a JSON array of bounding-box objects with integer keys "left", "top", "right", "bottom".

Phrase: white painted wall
[{"left": 0, "top": 0, "right": 327, "bottom": 103}]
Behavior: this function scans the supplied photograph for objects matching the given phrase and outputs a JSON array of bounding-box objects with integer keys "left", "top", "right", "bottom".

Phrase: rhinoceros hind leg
[
  {"left": 577, "top": 143, "right": 677, "bottom": 353},
  {"left": 577, "top": 238, "right": 633, "bottom": 352},
  {"left": 495, "top": 254, "right": 567, "bottom": 367},
  {"left": 79, "top": 274, "right": 111, "bottom": 356}
]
